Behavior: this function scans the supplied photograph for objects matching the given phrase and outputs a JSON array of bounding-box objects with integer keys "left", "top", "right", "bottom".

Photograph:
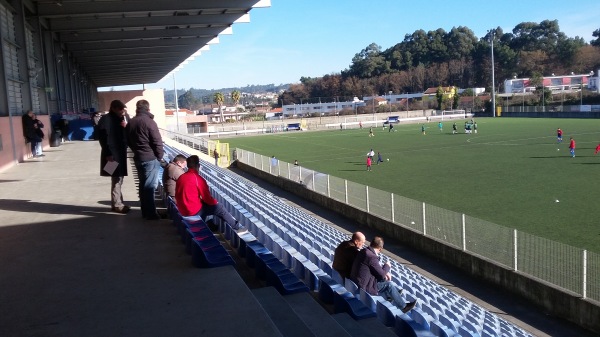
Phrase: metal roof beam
[
  {"left": 49, "top": 13, "right": 247, "bottom": 32},
  {"left": 37, "top": 0, "right": 256, "bottom": 17},
  {"left": 58, "top": 26, "right": 225, "bottom": 43}
]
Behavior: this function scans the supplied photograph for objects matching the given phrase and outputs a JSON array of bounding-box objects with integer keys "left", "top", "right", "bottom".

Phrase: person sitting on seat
[
  {"left": 175, "top": 155, "right": 247, "bottom": 234},
  {"left": 162, "top": 154, "right": 186, "bottom": 202},
  {"left": 350, "top": 236, "right": 416, "bottom": 313},
  {"left": 332, "top": 232, "right": 366, "bottom": 280}
]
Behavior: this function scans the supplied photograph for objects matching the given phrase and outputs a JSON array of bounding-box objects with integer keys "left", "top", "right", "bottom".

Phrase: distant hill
[{"left": 164, "top": 83, "right": 290, "bottom": 105}]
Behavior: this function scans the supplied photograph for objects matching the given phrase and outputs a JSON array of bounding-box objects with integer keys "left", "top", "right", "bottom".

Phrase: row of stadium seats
[{"left": 161, "top": 143, "right": 532, "bottom": 337}]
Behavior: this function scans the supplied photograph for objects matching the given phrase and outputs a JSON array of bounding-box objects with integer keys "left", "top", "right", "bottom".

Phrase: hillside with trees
[
  {"left": 278, "top": 20, "right": 600, "bottom": 106},
  {"left": 166, "top": 83, "right": 289, "bottom": 110}
]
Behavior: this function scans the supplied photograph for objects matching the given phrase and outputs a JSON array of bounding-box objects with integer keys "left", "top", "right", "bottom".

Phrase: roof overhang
[{"left": 31, "top": 0, "right": 270, "bottom": 88}]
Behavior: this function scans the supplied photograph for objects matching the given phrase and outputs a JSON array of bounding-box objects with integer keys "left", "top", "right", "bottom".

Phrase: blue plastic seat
[
  {"left": 191, "top": 237, "right": 235, "bottom": 268},
  {"left": 332, "top": 269, "right": 344, "bottom": 285},
  {"left": 318, "top": 275, "right": 342, "bottom": 304},
  {"left": 254, "top": 252, "right": 282, "bottom": 280},
  {"left": 344, "top": 278, "right": 360, "bottom": 296},
  {"left": 438, "top": 315, "right": 460, "bottom": 334},
  {"left": 245, "top": 241, "right": 270, "bottom": 268},
  {"left": 333, "top": 289, "right": 376, "bottom": 320},
  {"left": 376, "top": 300, "right": 402, "bottom": 327},
  {"left": 394, "top": 313, "right": 436, "bottom": 337},
  {"left": 410, "top": 307, "right": 433, "bottom": 331},
  {"left": 265, "top": 260, "right": 309, "bottom": 295},
  {"left": 430, "top": 320, "right": 457, "bottom": 337},
  {"left": 458, "top": 325, "right": 480, "bottom": 337},
  {"left": 359, "top": 288, "right": 385, "bottom": 312}
]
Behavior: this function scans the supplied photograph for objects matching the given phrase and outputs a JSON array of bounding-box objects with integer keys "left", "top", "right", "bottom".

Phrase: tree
[
  {"left": 452, "top": 90, "right": 460, "bottom": 109},
  {"left": 436, "top": 86, "right": 444, "bottom": 109},
  {"left": 178, "top": 89, "right": 197, "bottom": 110},
  {"left": 213, "top": 92, "right": 225, "bottom": 124},
  {"left": 592, "top": 29, "right": 600, "bottom": 47},
  {"left": 231, "top": 90, "right": 241, "bottom": 121},
  {"left": 346, "top": 43, "right": 389, "bottom": 78}
]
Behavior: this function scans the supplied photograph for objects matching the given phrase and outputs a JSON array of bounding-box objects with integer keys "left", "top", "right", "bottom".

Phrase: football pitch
[{"left": 224, "top": 118, "right": 600, "bottom": 253}]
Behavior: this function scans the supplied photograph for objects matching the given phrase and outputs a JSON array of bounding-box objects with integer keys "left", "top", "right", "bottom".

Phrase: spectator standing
[
  {"left": 32, "top": 113, "right": 45, "bottom": 157},
  {"left": 332, "top": 232, "right": 366, "bottom": 280},
  {"left": 55, "top": 117, "right": 70, "bottom": 142},
  {"left": 32, "top": 114, "right": 45, "bottom": 157},
  {"left": 162, "top": 154, "right": 187, "bottom": 202},
  {"left": 126, "top": 99, "right": 165, "bottom": 220},
  {"left": 175, "top": 155, "right": 247, "bottom": 234},
  {"left": 213, "top": 148, "right": 220, "bottom": 166},
  {"left": 350, "top": 237, "right": 416, "bottom": 313},
  {"left": 92, "top": 111, "right": 102, "bottom": 140},
  {"left": 98, "top": 100, "right": 130, "bottom": 214},
  {"left": 22, "top": 110, "right": 43, "bottom": 157}
]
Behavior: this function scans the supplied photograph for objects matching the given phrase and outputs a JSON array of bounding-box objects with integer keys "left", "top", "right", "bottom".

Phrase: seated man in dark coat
[
  {"left": 350, "top": 236, "right": 416, "bottom": 313},
  {"left": 332, "top": 232, "right": 365, "bottom": 280}
]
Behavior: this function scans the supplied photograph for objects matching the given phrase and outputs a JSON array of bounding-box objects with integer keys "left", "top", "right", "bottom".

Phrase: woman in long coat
[{"left": 98, "top": 100, "right": 130, "bottom": 213}]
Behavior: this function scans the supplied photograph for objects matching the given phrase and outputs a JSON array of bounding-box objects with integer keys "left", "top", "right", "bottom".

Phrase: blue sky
[{"left": 101, "top": 0, "right": 600, "bottom": 92}]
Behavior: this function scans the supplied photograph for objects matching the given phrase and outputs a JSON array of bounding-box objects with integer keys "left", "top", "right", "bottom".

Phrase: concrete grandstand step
[
  {"left": 332, "top": 313, "right": 396, "bottom": 337},
  {"left": 282, "top": 292, "right": 351, "bottom": 337},
  {"left": 252, "top": 287, "right": 315, "bottom": 337}
]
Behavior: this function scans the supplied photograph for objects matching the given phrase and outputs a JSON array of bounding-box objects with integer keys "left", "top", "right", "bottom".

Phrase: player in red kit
[
  {"left": 557, "top": 128, "right": 563, "bottom": 143},
  {"left": 569, "top": 137, "right": 575, "bottom": 158}
]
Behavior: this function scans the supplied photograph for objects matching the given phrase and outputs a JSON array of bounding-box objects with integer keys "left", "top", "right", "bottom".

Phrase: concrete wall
[
  {"left": 98, "top": 89, "right": 166, "bottom": 129},
  {"left": 236, "top": 161, "right": 600, "bottom": 335}
]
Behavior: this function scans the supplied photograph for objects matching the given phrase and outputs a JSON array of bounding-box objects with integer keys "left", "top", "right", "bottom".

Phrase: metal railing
[{"left": 236, "top": 148, "right": 600, "bottom": 303}]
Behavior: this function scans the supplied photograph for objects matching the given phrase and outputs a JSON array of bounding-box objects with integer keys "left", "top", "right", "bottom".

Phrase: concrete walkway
[{"left": 0, "top": 141, "right": 280, "bottom": 337}]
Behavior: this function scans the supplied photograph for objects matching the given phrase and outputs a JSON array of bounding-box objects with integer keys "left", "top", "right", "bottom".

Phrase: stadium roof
[{"left": 30, "top": 0, "right": 270, "bottom": 88}]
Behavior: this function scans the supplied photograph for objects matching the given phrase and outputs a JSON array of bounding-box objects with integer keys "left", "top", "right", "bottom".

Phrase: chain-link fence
[{"left": 236, "top": 148, "right": 600, "bottom": 303}]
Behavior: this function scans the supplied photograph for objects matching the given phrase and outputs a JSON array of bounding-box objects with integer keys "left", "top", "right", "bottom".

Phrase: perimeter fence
[{"left": 236, "top": 148, "right": 600, "bottom": 303}]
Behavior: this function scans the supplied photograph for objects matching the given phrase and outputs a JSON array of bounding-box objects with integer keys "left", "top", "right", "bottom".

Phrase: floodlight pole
[
  {"left": 173, "top": 73, "right": 180, "bottom": 131},
  {"left": 490, "top": 30, "right": 496, "bottom": 117}
]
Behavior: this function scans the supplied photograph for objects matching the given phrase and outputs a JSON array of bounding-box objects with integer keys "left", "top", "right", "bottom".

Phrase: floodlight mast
[{"left": 490, "top": 30, "right": 496, "bottom": 117}]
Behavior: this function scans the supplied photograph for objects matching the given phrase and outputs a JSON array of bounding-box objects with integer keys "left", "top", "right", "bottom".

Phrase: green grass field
[{"left": 224, "top": 118, "right": 600, "bottom": 253}]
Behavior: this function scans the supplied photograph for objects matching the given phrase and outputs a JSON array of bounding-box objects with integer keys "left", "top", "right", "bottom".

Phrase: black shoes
[
  {"left": 402, "top": 300, "right": 417, "bottom": 313},
  {"left": 112, "top": 205, "right": 131, "bottom": 214}
]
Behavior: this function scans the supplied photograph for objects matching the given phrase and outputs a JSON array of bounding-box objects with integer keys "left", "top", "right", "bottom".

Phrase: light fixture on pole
[
  {"left": 542, "top": 76, "right": 545, "bottom": 111},
  {"left": 173, "top": 73, "right": 179, "bottom": 132},
  {"left": 490, "top": 30, "right": 496, "bottom": 117}
]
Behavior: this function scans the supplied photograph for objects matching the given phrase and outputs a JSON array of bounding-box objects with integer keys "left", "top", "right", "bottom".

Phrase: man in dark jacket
[
  {"left": 126, "top": 99, "right": 164, "bottom": 220},
  {"left": 333, "top": 232, "right": 365, "bottom": 280},
  {"left": 22, "top": 110, "right": 43, "bottom": 157},
  {"left": 350, "top": 236, "right": 416, "bottom": 313},
  {"left": 98, "top": 100, "right": 130, "bottom": 214}
]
